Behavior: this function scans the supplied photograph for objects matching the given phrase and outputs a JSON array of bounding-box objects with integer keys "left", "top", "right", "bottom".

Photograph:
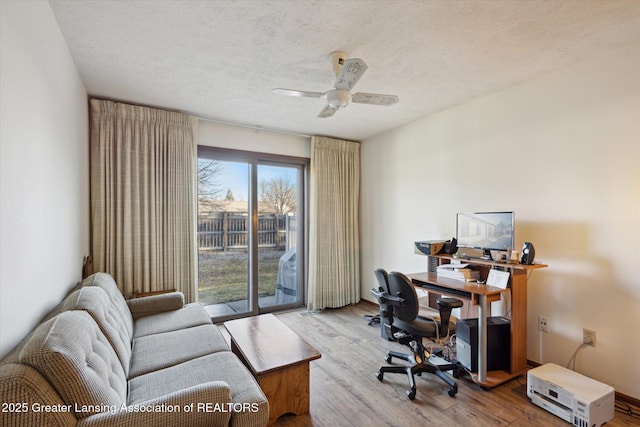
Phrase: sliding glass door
[
  {"left": 197, "top": 147, "right": 307, "bottom": 321},
  {"left": 197, "top": 158, "right": 251, "bottom": 317},
  {"left": 257, "top": 163, "right": 300, "bottom": 306}
]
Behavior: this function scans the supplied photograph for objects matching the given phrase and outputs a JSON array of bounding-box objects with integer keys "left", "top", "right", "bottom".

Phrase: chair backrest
[
  {"left": 388, "top": 272, "right": 420, "bottom": 322},
  {"left": 374, "top": 268, "right": 390, "bottom": 293}
]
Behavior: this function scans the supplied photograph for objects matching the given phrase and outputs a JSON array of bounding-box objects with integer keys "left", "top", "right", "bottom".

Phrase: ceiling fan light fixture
[
  {"left": 272, "top": 50, "right": 398, "bottom": 118},
  {"left": 326, "top": 89, "right": 351, "bottom": 109}
]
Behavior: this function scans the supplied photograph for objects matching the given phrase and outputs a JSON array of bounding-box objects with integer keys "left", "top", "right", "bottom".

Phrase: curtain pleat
[
  {"left": 308, "top": 136, "right": 360, "bottom": 310},
  {"left": 90, "top": 99, "right": 198, "bottom": 302}
]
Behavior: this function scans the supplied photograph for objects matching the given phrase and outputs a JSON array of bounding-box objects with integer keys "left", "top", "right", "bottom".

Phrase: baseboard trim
[
  {"left": 527, "top": 360, "right": 639, "bottom": 408},
  {"left": 359, "top": 298, "right": 378, "bottom": 308}
]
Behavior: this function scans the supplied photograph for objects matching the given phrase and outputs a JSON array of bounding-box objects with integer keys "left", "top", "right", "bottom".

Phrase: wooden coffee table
[{"left": 224, "top": 313, "right": 321, "bottom": 425}]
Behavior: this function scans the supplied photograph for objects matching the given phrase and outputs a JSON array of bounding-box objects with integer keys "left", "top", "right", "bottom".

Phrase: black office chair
[{"left": 371, "top": 271, "right": 463, "bottom": 400}]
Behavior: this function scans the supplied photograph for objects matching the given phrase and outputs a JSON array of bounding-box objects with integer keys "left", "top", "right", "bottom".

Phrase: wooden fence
[{"left": 198, "top": 212, "right": 296, "bottom": 251}]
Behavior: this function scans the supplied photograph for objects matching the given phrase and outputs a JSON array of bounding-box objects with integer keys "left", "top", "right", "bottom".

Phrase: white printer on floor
[{"left": 527, "top": 363, "right": 614, "bottom": 427}]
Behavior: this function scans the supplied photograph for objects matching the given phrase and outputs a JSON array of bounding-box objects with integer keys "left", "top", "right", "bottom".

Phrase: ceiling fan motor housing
[{"left": 326, "top": 89, "right": 351, "bottom": 108}]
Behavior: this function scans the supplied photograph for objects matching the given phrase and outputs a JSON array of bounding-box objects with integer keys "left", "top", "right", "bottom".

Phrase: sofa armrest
[
  {"left": 77, "top": 382, "right": 233, "bottom": 427},
  {"left": 126, "top": 292, "right": 185, "bottom": 320}
]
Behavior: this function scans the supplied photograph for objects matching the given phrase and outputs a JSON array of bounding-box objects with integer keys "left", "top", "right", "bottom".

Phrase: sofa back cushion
[
  {"left": 81, "top": 273, "right": 134, "bottom": 340},
  {"left": 19, "top": 311, "right": 127, "bottom": 418},
  {"left": 61, "top": 286, "right": 132, "bottom": 377}
]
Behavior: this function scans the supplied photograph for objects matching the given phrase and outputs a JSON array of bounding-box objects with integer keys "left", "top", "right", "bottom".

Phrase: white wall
[
  {"left": 0, "top": 1, "right": 89, "bottom": 357},
  {"left": 198, "top": 120, "right": 310, "bottom": 157},
  {"left": 361, "top": 44, "right": 640, "bottom": 398}
]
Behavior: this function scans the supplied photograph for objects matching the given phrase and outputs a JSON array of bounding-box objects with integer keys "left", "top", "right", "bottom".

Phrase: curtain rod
[
  {"left": 197, "top": 115, "right": 312, "bottom": 139},
  {"left": 89, "top": 96, "right": 312, "bottom": 139}
]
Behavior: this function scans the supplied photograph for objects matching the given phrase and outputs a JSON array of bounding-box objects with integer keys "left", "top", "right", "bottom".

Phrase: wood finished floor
[{"left": 259, "top": 303, "right": 640, "bottom": 427}]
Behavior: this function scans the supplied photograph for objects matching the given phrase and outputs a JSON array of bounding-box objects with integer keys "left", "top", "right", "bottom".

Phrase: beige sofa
[{"left": 0, "top": 273, "right": 268, "bottom": 427}]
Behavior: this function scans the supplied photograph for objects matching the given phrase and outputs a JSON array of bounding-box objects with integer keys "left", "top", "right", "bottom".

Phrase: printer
[
  {"left": 527, "top": 363, "right": 614, "bottom": 427},
  {"left": 414, "top": 240, "right": 446, "bottom": 256}
]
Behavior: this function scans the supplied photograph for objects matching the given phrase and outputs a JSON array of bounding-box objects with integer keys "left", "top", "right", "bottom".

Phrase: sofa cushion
[
  {"left": 129, "top": 325, "right": 229, "bottom": 378},
  {"left": 126, "top": 291, "right": 185, "bottom": 320},
  {"left": 18, "top": 311, "right": 127, "bottom": 419},
  {"left": 82, "top": 273, "right": 134, "bottom": 337},
  {"left": 60, "top": 286, "right": 132, "bottom": 377},
  {"left": 133, "top": 302, "right": 213, "bottom": 338},
  {"left": 128, "top": 352, "right": 268, "bottom": 426}
]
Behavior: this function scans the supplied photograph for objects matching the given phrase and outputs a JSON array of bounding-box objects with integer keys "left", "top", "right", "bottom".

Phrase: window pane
[
  {"left": 257, "top": 164, "right": 300, "bottom": 307},
  {"left": 197, "top": 159, "right": 250, "bottom": 316}
]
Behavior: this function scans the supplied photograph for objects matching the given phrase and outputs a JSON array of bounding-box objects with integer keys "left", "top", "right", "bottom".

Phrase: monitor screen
[{"left": 456, "top": 212, "right": 514, "bottom": 252}]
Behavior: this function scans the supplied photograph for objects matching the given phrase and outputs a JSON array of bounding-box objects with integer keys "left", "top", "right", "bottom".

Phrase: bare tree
[
  {"left": 259, "top": 176, "right": 296, "bottom": 214},
  {"left": 198, "top": 159, "right": 225, "bottom": 211}
]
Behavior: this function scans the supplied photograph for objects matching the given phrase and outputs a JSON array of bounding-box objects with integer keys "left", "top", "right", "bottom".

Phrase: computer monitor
[{"left": 456, "top": 211, "right": 514, "bottom": 258}]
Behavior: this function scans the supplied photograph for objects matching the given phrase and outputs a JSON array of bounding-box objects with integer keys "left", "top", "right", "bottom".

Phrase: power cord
[
  {"left": 566, "top": 342, "right": 589, "bottom": 371},
  {"left": 615, "top": 401, "right": 640, "bottom": 418},
  {"left": 364, "top": 314, "right": 380, "bottom": 326},
  {"left": 501, "top": 292, "right": 512, "bottom": 320}
]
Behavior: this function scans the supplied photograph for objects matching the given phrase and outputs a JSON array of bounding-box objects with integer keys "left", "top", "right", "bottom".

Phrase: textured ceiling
[{"left": 49, "top": 0, "right": 640, "bottom": 141}]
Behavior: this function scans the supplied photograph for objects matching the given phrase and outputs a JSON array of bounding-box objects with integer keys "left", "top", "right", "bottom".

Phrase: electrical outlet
[
  {"left": 583, "top": 329, "right": 596, "bottom": 346},
  {"left": 538, "top": 316, "right": 549, "bottom": 333}
]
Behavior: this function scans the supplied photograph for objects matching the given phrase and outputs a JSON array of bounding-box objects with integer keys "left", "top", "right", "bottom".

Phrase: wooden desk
[
  {"left": 410, "top": 255, "right": 547, "bottom": 388},
  {"left": 224, "top": 313, "right": 321, "bottom": 425}
]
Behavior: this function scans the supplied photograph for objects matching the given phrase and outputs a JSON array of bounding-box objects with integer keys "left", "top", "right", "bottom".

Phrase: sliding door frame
[{"left": 197, "top": 146, "right": 309, "bottom": 321}]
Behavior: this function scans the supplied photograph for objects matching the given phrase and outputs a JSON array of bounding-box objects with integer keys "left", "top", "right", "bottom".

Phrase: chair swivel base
[{"left": 375, "top": 350, "right": 458, "bottom": 400}]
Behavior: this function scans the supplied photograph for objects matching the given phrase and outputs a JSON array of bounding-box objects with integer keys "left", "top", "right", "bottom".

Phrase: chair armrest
[
  {"left": 77, "top": 382, "right": 233, "bottom": 427},
  {"left": 126, "top": 292, "right": 185, "bottom": 320},
  {"left": 370, "top": 288, "right": 405, "bottom": 307}
]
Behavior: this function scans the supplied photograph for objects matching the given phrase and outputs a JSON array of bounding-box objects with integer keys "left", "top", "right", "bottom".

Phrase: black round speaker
[{"left": 520, "top": 242, "right": 535, "bottom": 264}]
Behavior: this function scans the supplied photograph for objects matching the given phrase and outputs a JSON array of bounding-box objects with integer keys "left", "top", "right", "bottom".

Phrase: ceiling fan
[{"left": 272, "top": 51, "right": 399, "bottom": 118}]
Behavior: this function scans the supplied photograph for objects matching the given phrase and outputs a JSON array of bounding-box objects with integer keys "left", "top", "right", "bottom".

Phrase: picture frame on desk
[{"left": 487, "top": 269, "right": 510, "bottom": 289}]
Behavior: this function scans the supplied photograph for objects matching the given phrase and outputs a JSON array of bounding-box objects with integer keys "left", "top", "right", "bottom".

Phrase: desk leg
[{"left": 477, "top": 294, "right": 488, "bottom": 383}]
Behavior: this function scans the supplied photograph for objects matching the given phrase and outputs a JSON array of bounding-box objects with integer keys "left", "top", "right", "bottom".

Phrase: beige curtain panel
[
  {"left": 308, "top": 136, "right": 361, "bottom": 311},
  {"left": 89, "top": 99, "right": 198, "bottom": 302}
]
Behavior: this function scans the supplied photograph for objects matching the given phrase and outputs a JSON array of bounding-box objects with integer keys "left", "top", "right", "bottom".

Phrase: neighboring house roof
[{"left": 199, "top": 200, "right": 281, "bottom": 214}]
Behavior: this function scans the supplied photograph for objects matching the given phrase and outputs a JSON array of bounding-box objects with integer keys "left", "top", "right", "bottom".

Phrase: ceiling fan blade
[
  {"left": 318, "top": 105, "right": 338, "bottom": 118},
  {"left": 272, "top": 88, "right": 323, "bottom": 98},
  {"left": 334, "top": 58, "right": 368, "bottom": 91},
  {"left": 352, "top": 93, "right": 399, "bottom": 106}
]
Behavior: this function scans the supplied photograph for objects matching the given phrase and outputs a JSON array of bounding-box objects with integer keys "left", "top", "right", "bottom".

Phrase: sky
[{"left": 205, "top": 160, "right": 297, "bottom": 202}]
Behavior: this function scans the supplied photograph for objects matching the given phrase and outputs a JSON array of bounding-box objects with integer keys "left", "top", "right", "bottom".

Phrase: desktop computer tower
[{"left": 456, "top": 317, "right": 511, "bottom": 372}]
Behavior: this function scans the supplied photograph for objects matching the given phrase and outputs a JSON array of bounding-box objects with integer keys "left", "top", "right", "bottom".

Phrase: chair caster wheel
[
  {"left": 376, "top": 371, "right": 383, "bottom": 381},
  {"left": 406, "top": 389, "right": 416, "bottom": 400},
  {"left": 385, "top": 355, "right": 392, "bottom": 363},
  {"left": 448, "top": 384, "right": 458, "bottom": 397},
  {"left": 453, "top": 369, "right": 460, "bottom": 379}
]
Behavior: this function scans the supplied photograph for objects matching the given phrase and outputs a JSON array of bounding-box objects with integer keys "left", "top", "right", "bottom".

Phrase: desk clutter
[{"left": 436, "top": 263, "right": 480, "bottom": 282}]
